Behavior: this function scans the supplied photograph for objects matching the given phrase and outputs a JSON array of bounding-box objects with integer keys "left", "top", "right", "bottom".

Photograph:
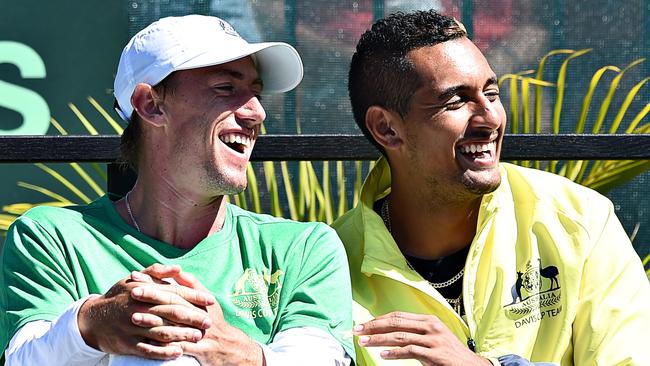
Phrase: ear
[
  {"left": 365, "top": 106, "right": 403, "bottom": 151},
  {"left": 130, "top": 83, "right": 166, "bottom": 127}
]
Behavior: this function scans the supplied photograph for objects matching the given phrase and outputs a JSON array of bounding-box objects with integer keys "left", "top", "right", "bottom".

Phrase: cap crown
[{"left": 113, "top": 15, "right": 303, "bottom": 121}]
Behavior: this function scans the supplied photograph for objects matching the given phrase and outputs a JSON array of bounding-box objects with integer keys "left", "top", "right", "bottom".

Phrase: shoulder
[
  {"left": 229, "top": 204, "right": 344, "bottom": 254},
  {"left": 229, "top": 204, "right": 330, "bottom": 233},
  {"left": 4, "top": 197, "right": 114, "bottom": 257},
  {"left": 331, "top": 205, "right": 363, "bottom": 243},
  {"left": 500, "top": 163, "right": 613, "bottom": 214},
  {"left": 498, "top": 163, "right": 617, "bottom": 241},
  {"left": 12, "top": 203, "right": 90, "bottom": 231}
]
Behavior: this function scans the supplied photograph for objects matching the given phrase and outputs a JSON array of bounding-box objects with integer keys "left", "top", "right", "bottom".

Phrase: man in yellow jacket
[{"left": 332, "top": 9, "right": 650, "bottom": 366}]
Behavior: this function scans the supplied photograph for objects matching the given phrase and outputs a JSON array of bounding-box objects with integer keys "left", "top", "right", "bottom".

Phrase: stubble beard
[
  {"left": 405, "top": 139, "right": 500, "bottom": 205},
  {"left": 202, "top": 159, "right": 248, "bottom": 196},
  {"left": 460, "top": 168, "right": 502, "bottom": 196},
  {"left": 419, "top": 167, "right": 502, "bottom": 208}
]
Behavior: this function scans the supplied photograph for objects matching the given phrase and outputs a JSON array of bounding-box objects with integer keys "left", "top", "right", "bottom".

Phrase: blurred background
[{"left": 1, "top": 0, "right": 649, "bottom": 260}]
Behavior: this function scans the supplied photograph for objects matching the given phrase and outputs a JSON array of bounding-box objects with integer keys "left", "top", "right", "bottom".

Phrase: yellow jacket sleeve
[{"left": 571, "top": 201, "right": 650, "bottom": 365}]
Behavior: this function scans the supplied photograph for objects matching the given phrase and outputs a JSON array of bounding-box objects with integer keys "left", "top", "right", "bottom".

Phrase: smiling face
[
  {"left": 393, "top": 38, "right": 506, "bottom": 201},
  {"left": 155, "top": 57, "right": 265, "bottom": 197}
]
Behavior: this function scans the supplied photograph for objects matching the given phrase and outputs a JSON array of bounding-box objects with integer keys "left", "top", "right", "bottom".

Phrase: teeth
[
  {"left": 460, "top": 141, "right": 496, "bottom": 154},
  {"left": 219, "top": 133, "right": 251, "bottom": 148}
]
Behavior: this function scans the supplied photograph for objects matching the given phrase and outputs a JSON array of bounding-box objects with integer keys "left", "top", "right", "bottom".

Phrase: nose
[
  {"left": 235, "top": 94, "right": 266, "bottom": 127},
  {"left": 469, "top": 94, "right": 503, "bottom": 130}
]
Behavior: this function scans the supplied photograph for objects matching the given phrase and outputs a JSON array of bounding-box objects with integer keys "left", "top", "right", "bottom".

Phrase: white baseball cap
[{"left": 113, "top": 14, "right": 303, "bottom": 122}]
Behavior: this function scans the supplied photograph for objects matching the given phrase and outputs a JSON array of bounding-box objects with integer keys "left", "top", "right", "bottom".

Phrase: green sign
[
  {"left": 0, "top": 1, "right": 128, "bottom": 136},
  {"left": 0, "top": 41, "right": 49, "bottom": 135},
  {"left": 0, "top": 1, "right": 129, "bottom": 220}
]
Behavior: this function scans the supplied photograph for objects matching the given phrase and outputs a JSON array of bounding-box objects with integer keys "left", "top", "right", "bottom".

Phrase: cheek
[{"left": 493, "top": 100, "right": 507, "bottom": 124}]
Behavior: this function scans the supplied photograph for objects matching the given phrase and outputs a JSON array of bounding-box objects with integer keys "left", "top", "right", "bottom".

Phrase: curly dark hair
[{"left": 348, "top": 10, "right": 467, "bottom": 153}]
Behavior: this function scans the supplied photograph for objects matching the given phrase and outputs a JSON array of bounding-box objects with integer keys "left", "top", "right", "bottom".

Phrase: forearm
[
  {"left": 261, "top": 327, "right": 351, "bottom": 366},
  {"left": 78, "top": 327, "right": 349, "bottom": 366},
  {"left": 5, "top": 296, "right": 105, "bottom": 366}
]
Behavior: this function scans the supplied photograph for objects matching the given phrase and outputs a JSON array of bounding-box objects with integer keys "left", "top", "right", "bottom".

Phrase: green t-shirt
[{"left": 1, "top": 195, "right": 354, "bottom": 359}]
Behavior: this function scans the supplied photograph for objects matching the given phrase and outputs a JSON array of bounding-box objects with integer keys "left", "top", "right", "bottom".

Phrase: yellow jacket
[{"left": 332, "top": 158, "right": 650, "bottom": 365}]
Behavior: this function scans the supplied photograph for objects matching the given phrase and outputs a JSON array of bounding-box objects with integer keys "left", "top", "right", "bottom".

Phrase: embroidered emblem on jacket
[
  {"left": 504, "top": 258, "right": 562, "bottom": 327},
  {"left": 231, "top": 267, "right": 284, "bottom": 318}
]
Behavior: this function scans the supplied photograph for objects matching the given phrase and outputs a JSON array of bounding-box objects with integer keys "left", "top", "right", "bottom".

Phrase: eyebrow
[
  {"left": 214, "top": 69, "right": 264, "bottom": 88},
  {"left": 437, "top": 75, "right": 498, "bottom": 100}
]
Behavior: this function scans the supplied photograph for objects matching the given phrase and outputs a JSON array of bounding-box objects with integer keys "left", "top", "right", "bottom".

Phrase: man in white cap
[{"left": 1, "top": 15, "right": 354, "bottom": 365}]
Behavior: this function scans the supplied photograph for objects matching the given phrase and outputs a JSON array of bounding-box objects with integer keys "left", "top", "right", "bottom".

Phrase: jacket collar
[{"left": 356, "top": 157, "right": 505, "bottom": 278}]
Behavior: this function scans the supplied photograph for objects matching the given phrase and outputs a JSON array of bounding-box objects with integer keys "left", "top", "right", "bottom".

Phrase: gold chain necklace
[
  {"left": 380, "top": 197, "right": 465, "bottom": 290},
  {"left": 446, "top": 293, "right": 463, "bottom": 314},
  {"left": 380, "top": 197, "right": 465, "bottom": 314}
]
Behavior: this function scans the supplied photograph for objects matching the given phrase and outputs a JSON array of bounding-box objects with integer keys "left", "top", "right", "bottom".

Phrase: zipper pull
[{"left": 467, "top": 337, "right": 477, "bottom": 352}]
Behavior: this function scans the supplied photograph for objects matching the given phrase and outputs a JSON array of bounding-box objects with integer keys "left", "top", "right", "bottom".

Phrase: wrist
[
  {"left": 483, "top": 356, "right": 500, "bottom": 365},
  {"left": 77, "top": 295, "right": 102, "bottom": 350},
  {"left": 256, "top": 342, "right": 266, "bottom": 366}
]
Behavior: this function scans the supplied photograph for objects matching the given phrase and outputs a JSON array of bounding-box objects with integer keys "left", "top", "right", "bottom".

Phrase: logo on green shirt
[{"left": 230, "top": 267, "right": 284, "bottom": 319}]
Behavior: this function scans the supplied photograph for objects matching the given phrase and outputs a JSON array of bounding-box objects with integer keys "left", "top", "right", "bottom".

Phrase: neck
[
  {"left": 387, "top": 175, "right": 482, "bottom": 259},
  {"left": 116, "top": 178, "right": 228, "bottom": 249}
]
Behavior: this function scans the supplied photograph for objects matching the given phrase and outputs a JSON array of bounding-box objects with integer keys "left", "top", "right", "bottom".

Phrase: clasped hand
[{"left": 78, "top": 264, "right": 263, "bottom": 365}]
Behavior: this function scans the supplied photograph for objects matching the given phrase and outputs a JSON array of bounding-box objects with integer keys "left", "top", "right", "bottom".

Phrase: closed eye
[
  {"left": 484, "top": 90, "right": 500, "bottom": 102},
  {"left": 444, "top": 96, "right": 466, "bottom": 110},
  {"left": 213, "top": 85, "right": 235, "bottom": 94}
]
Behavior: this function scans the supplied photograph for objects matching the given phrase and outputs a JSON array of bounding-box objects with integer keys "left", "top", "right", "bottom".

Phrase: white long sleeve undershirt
[{"left": 5, "top": 296, "right": 351, "bottom": 366}]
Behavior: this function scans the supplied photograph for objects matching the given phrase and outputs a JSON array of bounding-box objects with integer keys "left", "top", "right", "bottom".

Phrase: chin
[
  {"left": 221, "top": 179, "right": 248, "bottom": 195},
  {"left": 204, "top": 170, "right": 249, "bottom": 196},
  {"left": 462, "top": 169, "right": 502, "bottom": 195}
]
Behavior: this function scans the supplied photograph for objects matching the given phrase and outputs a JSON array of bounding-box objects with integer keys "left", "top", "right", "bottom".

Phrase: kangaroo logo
[
  {"left": 508, "top": 271, "right": 524, "bottom": 305},
  {"left": 231, "top": 267, "right": 284, "bottom": 318},
  {"left": 504, "top": 258, "right": 562, "bottom": 323}
]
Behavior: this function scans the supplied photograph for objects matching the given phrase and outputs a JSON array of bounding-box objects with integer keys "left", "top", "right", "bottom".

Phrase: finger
[
  {"left": 131, "top": 286, "right": 193, "bottom": 309},
  {"left": 130, "top": 271, "right": 158, "bottom": 284},
  {"left": 131, "top": 271, "right": 179, "bottom": 286},
  {"left": 131, "top": 284, "right": 214, "bottom": 307},
  {"left": 134, "top": 341, "right": 184, "bottom": 360},
  {"left": 355, "top": 314, "right": 430, "bottom": 335},
  {"left": 380, "top": 344, "right": 429, "bottom": 361},
  {"left": 147, "top": 304, "right": 212, "bottom": 330},
  {"left": 166, "top": 283, "right": 215, "bottom": 306},
  {"left": 145, "top": 325, "right": 204, "bottom": 344},
  {"left": 155, "top": 282, "right": 216, "bottom": 307},
  {"left": 132, "top": 312, "right": 170, "bottom": 328},
  {"left": 205, "top": 297, "right": 226, "bottom": 321},
  {"left": 141, "top": 264, "right": 182, "bottom": 280},
  {"left": 372, "top": 311, "right": 431, "bottom": 322},
  {"left": 139, "top": 266, "right": 216, "bottom": 306},
  {"left": 173, "top": 271, "right": 208, "bottom": 292},
  {"left": 172, "top": 340, "right": 202, "bottom": 357},
  {"left": 358, "top": 331, "right": 431, "bottom": 348}
]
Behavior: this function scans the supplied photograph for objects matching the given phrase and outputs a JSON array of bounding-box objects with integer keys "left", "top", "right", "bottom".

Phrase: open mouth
[
  {"left": 459, "top": 141, "right": 496, "bottom": 158},
  {"left": 219, "top": 133, "right": 252, "bottom": 154}
]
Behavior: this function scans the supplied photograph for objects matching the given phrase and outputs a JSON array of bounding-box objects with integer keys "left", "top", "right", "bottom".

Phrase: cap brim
[{"left": 176, "top": 42, "right": 303, "bottom": 93}]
